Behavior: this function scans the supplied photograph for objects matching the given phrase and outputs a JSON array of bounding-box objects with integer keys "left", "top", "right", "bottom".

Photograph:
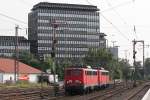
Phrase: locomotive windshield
[
  {"left": 101, "top": 72, "right": 109, "bottom": 75},
  {"left": 66, "top": 69, "right": 82, "bottom": 76}
]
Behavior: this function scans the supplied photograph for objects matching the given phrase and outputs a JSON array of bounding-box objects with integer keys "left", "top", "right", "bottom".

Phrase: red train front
[{"left": 64, "top": 66, "right": 110, "bottom": 94}]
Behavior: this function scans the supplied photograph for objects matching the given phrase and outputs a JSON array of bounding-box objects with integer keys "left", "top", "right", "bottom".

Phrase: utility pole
[
  {"left": 111, "top": 41, "right": 117, "bottom": 47},
  {"left": 105, "top": 39, "right": 108, "bottom": 49},
  {"left": 14, "top": 25, "right": 19, "bottom": 82},
  {"left": 124, "top": 50, "right": 128, "bottom": 61},
  {"left": 143, "top": 41, "right": 145, "bottom": 79},
  {"left": 133, "top": 39, "right": 137, "bottom": 87},
  {"left": 51, "top": 19, "right": 59, "bottom": 96}
]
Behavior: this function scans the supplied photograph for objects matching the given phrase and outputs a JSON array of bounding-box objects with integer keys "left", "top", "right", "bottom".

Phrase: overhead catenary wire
[
  {"left": 86, "top": 0, "right": 94, "bottom": 5},
  {"left": 86, "top": 0, "right": 133, "bottom": 41},
  {"left": 100, "top": 13, "right": 130, "bottom": 41},
  {"left": 101, "top": 0, "right": 134, "bottom": 13},
  {"left": 0, "top": 12, "right": 27, "bottom": 25},
  {"left": 133, "top": 25, "right": 138, "bottom": 39},
  {"left": 17, "top": 0, "right": 33, "bottom": 6},
  {"left": 105, "top": 0, "right": 128, "bottom": 25},
  {"left": 105, "top": 0, "right": 138, "bottom": 40},
  {"left": 0, "top": 28, "right": 14, "bottom": 31}
]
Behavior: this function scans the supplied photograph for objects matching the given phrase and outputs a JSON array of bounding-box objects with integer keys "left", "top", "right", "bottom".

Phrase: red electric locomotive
[
  {"left": 64, "top": 66, "right": 110, "bottom": 94},
  {"left": 98, "top": 69, "right": 109, "bottom": 88}
]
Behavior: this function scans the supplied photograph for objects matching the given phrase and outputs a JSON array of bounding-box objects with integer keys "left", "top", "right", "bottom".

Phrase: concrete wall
[
  {"left": 3, "top": 73, "right": 14, "bottom": 83},
  {"left": 29, "top": 74, "right": 40, "bottom": 83},
  {"left": 0, "top": 73, "right": 40, "bottom": 83}
]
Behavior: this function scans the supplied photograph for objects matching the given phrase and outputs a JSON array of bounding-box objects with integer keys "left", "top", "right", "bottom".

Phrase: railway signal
[
  {"left": 50, "top": 19, "right": 67, "bottom": 96},
  {"left": 132, "top": 39, "right": 145, "bottom": 87}
]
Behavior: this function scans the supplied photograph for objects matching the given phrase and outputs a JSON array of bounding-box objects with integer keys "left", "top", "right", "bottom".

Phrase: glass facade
[
  {"left": 0, "top": 36, "right": 30, "bottom": 57},
  {"left": 29, "top": 2, "right": 106, "bottom": 60}
]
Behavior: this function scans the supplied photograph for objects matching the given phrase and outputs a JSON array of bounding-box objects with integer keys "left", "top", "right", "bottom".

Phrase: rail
[{"left": 126, "top": 85, "right": 150, "bottom": 100}]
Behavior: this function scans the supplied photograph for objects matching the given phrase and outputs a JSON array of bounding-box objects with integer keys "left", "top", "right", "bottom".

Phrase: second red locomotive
[{"left": 64, "top": 66, "right": 109, "bottom": 94}]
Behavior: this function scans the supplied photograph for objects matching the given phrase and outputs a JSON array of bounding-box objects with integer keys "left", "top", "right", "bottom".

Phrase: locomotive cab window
[
  {"left": 93, "top": 71, "right": 97, "bottom": 75},
  {"left": 86, "top": 71, "right": 97, "bottom": 76},
  {"left": 72, "top": 70, "right": 82, "bottom": 76},
  {"left": 101, "top": 72, "right": 109, "bottom": 75},
  {"left": 105, "top": 72, "right": 109, "bottom": 75},
  {"left": 66, "top": 70, "right": 71, "bottom": 76},
  {"left": 66, "top": 69, "right": 82, "bottom": 76},
  {"left": 86, "top": 71, "right": 92, "bottom": 75},
  {"left": 101, "top": 72, "right": 106, "bottom": 75}
]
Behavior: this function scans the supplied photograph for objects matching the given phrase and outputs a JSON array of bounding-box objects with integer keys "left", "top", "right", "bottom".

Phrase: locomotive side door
[
  {"left": 98, "top": 70, "right": 101, "bottom": 87},
  {"left": 84, "top": 70, "right": 87, "bottom": 89}
]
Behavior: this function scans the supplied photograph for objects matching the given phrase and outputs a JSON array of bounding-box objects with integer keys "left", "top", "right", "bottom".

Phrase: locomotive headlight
[
  {"left": 67, "top": 80, "right": 72, "bottom": 84},
  {"left": 75, "top": 80, "right": 81, "bottom": 84}
]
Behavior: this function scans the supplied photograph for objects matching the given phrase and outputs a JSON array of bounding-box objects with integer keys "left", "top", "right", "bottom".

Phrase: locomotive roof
[
  {"left": 66, "top": 67, "right": 108, "bottom": 72},
  {"left": 99, "top": 69, "right": 109, "bottom": 72}
]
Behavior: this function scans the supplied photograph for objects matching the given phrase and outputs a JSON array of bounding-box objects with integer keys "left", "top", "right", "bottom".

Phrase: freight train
[{"left": 64, "top": 66, "right": 110, "bottom": 94}]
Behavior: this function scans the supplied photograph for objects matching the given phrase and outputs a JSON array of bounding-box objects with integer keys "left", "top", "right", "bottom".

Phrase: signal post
[{"left": 132, "top": 39, "right": 145, "bottom": 87}]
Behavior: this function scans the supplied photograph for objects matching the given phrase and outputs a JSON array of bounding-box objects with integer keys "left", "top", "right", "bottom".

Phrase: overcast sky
[{"left": 0, "top": 0, "right": 149, "bottom": 64}]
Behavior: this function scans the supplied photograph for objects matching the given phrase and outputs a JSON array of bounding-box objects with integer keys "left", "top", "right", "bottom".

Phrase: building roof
[
  {"left": 32, "top": 2, "right": 99, "bottom": 11},
  {"left": 0, "top": 36, "right": 27, "bottom": 41},
  {"left": 0, "top": 36, "right": 30, "bottom": 44},
  {"left": 99, "top": 33, "right": 107, "bottom": 36},
  {"left": 0, "top": 58, "right": 42, "bottom": 74}
]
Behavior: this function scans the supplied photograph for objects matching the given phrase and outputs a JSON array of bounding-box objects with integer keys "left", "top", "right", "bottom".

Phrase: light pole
[{"left": 111, "top": 40, "right": 117, "bottom": 47}]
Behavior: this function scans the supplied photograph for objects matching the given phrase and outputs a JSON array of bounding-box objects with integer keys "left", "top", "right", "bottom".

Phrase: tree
[
  {"left": 43, "top": 56, "right": 53, "bottom": 72},
  {"left": 108, "top": 59, "right": 121, "bottom": 79},
  {"left": 145, "top": 58, "right": 150, "bottom": 78},
  {"left": 13, "top": 51, "right": 33, "bottom": 64},
  {"left": 135, "top": 61, "right": 143, "bottom": 80},
  {"left": 119, "top": 59, "right": 131, "bottom": 83},
  {"left": 84, "top": 48, "right": 113, "bottom": 69},
  {"left": 12, "top": 51, "right": 42, "bottom": 70},
  {"left": 29, "top": 58, "right": 41, "bottom": 69},
  {"left": 57, "top": 59, "right": 72, "bottom": 80},
  {"left": 20, "top": 51, "right": 32, "bottom": 63},
  {"left": 84, "top": 48, "right": 123, "bottom": 82}
]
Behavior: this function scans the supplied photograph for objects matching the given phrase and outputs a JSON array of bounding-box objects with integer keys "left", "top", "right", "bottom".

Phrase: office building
[
  {"left": 28, "top": 2, "right": 106, "bottom": 60},
  {"left": 109, "top": 46, "right": 119, "bottom": 59},
  {"left": 0, "top": 36, "right": 30, "bottom": 57}
]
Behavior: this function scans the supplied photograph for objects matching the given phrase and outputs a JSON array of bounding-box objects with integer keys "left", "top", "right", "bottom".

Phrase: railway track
[
  {"left": 0, "top": 87, "right": 55, "bottom": 100},
  {"left": 49, "top": 82, "right": 129, "bottom": 100},
  {"left": 87, "top": 84, "right": 130, "bottom": 100},
  {"left": 0, "top": 81, "right": 146, "bottom": 100},
  {"left": 51, "top": 81, "right": 150, "bottom": 100},
  {"left": 126, "top": 85, "right": 150, "bottom": 100}
]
